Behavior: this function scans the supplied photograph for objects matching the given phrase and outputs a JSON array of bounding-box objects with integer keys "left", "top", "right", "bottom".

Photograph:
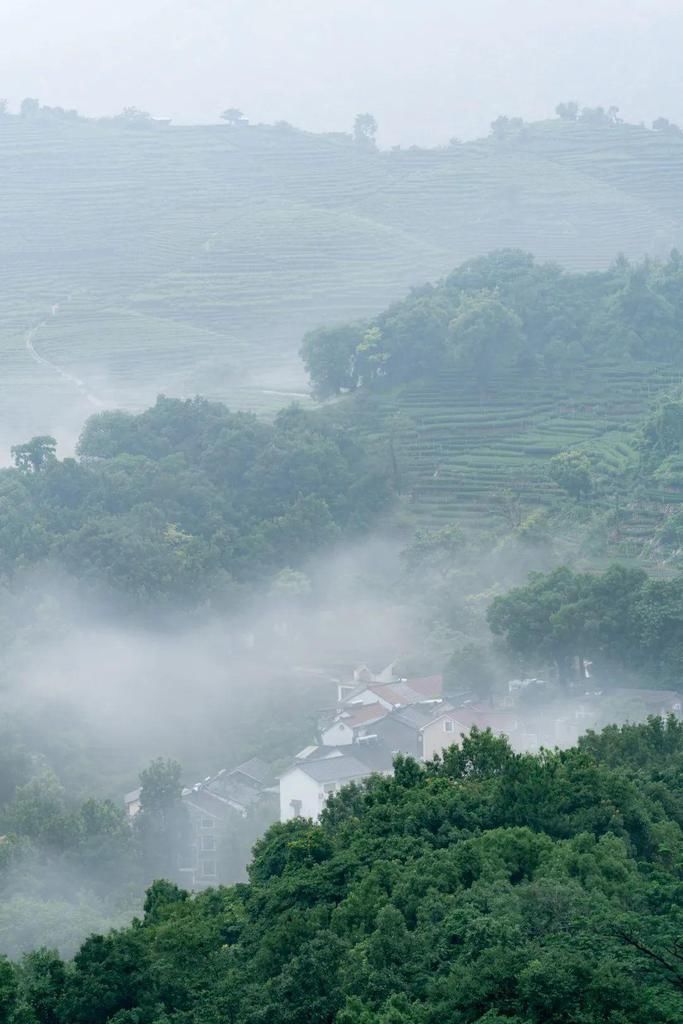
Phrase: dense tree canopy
[
  {"left": 487, "top": 563, "right": 683, "bottom": 685},
  {"left": 4, "top": 720, "right": 683, "bottom": 1022},
  {"left": 301, "top": 250, "right": 683, "bottom": 395},
  {"left": 0, "top": 397, "right": 389, "bottom": 608}
]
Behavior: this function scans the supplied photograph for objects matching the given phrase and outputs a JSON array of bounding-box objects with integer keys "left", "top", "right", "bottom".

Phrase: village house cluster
[
  {"left": 278, "top": 664, "right": 521, "bottom": 822},
  {"left": 124, "top": 664, "right": 683, "bottom": 889}
]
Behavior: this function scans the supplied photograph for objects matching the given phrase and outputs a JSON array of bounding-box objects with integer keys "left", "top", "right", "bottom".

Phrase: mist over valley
[{"left": 1, "top": 6, "right": 683, "bottom": 1020}]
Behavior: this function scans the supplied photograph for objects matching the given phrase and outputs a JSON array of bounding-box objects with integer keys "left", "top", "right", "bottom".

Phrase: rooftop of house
[
  {"left": 294, "top": 754, "right": 375, "bottom": 785},
  {"left": 388, "top": 702, "right": 452, "bottom": 731},
  {"left": 227, "top": 757, "right": 271, "bottom": 786},
  {"left": 407, "top": 675, "right": 444, "bottom": 698},
  {"left": 180, "top": 757, "right": 273, "bottom": 814},
  {"left": 429, "top": 707, "right": 520, "bottom": 734},
  {"left": 336, "top": 702, "right": 388, "bottom": 728},
  {"left": 369, "top": 681, "right": 442, "bottom": 707},
  {"left": 285, "top": 738, "right": 394, "bottom": 783},
  {"left": 296, "top": 745, "right": 344, "bottom": 760},
  {"left": 340, "top": 674, "right": 444, "bottom": 710}
]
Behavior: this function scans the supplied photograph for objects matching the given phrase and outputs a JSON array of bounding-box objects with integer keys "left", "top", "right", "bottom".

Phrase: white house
[
  {"left": 421, "top": 708, "right": 520, "bottom": 761},
  {"left": 124, "top": 787, "right": 142, "bottom": 819},
  {"left": 320, "top": 702, "right": 387, "bottom": 746},
  {"left": 279, "top": 753, "right": 379, "bottom": 822},
  {"left": 336, "top": 663, "right": 399, "bottom": 703}
]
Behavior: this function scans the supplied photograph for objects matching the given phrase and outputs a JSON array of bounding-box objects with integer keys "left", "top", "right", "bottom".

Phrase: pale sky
[{"left": 1, "top": 0, "right": 682, "bottom": 145}]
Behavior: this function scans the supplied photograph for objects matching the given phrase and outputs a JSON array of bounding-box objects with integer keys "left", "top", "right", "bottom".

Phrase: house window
[
  {"left": 201, "top": 860, "right": 217, "bottom": 878},
  {"left": 201, "top": 834, "right": 216, "bottom": 852},
  {"left": 200, "top": 817, "right": 215, "bottom": 829},
  {"left": 443, "top": 719, "right": 455, "bottom": 733},
  {"left": 290, "top": 799, "right": 302, "bottom": 817},
  {"left": 323, "top": 782, "right": 336, "bottom": 795}
]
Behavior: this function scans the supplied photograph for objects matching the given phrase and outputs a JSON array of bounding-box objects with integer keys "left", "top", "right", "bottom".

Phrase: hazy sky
[{"left": 2, "top": 0, "right": 682, "bottom": 145}]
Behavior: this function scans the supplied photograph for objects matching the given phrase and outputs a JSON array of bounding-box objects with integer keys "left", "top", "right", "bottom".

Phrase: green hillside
[
  {"left": 342, "top": 361, "right": 683, "bottom": 539},
  {"left": 3, "top": 113, "right": 683, "bottom": 444},
  {"left": 313, "top": 250, "right": 683, "bottom": 569}
]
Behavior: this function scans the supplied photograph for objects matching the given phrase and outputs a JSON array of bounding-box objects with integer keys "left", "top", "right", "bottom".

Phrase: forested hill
[
  {"left": 309, "top": 250, "right": 683, "bottom": 565},
  {"left": 5, "top": 718, "right": 683, "bottom": 1024},
  {"left": 0, "top": 398, "right": 388, "bottom": 608},
  {"left": 4, "top": 108, "right": 683, "bottom": 441}
]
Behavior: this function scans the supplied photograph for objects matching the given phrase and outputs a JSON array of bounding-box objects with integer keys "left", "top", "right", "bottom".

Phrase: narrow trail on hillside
[{"left": 25, "top": 307, "right": 106, "bottom": 410}]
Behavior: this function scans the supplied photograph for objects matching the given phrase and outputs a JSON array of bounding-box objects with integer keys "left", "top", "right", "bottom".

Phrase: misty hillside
[
  {"left": 3, "top": 112, "right": 683, "bottom": 443},
  {"left": 311, "top": 249, "right": 683, "bottom": 569}
]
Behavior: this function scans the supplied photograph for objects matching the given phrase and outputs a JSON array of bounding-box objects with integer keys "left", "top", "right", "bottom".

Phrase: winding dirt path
[{"left": 25, "top": 311, "right": 105, "bottom": 409}]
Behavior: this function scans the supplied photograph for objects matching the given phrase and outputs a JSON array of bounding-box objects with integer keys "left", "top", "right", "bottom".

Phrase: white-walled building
[
  {"left": 320, "top": 702, "right": 387, "bottom": 746},
  {"left": 124, "top": 787, "right": 142, "bottom": 819},
  {"left": 279, "top": 753, "right": 376, "bottom": 821}
]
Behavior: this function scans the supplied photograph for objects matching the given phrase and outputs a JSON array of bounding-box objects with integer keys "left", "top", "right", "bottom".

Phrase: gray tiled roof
[{"left": 297, "top": 755, "right": 376, "bottom": 784}]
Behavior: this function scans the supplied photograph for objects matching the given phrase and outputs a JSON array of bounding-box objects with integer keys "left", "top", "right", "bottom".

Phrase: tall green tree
[
  {"left": 449, "top": 292, "right": 525, "bottom": 384},
  {"left": 11, "top": 437, "right": 56, "bottom": 474}
]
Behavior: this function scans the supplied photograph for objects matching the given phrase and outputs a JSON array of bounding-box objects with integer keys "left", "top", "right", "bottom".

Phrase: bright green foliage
[{"left": 6, "top": 721, "right": 683, "bottom": 1022}]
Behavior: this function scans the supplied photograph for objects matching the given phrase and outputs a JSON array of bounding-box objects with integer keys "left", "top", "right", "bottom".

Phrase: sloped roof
[
  {"left": 297, "top": 755, "right": 373, "bottom": 784},
  {"left": 230, "top": 757, "right": 270, "bottom": 785},
  {"left": 390, "top": 703, "right": 449, "bottom": 731},
  {"left": 351, "top": 740, "right": 395, "bottom": 772},
  {"left": 337, "top": 702, "right": 388, "bottom": 728},
  {"left": 428, "top": 707, "right": 519, "bottom": 734},
  {"left": 296, "top": 745, "right": 321, "bottom": 760},
  {"left": 408, "top": 675, "right": 444, "bottom": 698},
  {"left": 369, "top": 682, "right": 437, "bottom": 707}
]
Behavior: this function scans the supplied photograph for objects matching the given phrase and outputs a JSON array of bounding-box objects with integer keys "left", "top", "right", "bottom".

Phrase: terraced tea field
[
  {"left": 2, "top": 114, "right": 683, "bottom": 452},
  {"left": 337, "top": 360, "right": 683, "bottom": 558}
]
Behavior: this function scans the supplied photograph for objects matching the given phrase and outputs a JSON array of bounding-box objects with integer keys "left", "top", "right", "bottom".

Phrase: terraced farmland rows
[
  {"left": 3, "top": 114, "right": 683, "bottom": 448},
  {"left": 342, "top": 363, "right": 683, "bottom": 539}
]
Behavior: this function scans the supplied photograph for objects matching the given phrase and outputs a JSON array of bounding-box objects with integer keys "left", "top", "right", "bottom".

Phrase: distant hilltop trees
[
  {"left": 220, "top": 107, "right": 246, "bottom": 126},
  {"left": 487, "top": 103, "right": 683, "bottom": 143},
  {"left": 1, "top": 97, "right": 681, "bottom": 145},
  {"left": 555, "top": 101, "right": 622, "bottom": 124}
]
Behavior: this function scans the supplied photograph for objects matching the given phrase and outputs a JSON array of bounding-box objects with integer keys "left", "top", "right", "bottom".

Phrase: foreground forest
[{"left": 2, "top": 719, "right": 683, "bottom": 1024}]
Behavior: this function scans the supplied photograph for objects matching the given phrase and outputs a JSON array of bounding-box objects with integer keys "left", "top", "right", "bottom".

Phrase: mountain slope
[{"left": 3, "top": 114, "right": 683, "bottom": 445}]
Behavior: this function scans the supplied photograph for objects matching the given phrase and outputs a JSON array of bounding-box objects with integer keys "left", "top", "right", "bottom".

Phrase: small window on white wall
[{"left": 443, "top": 719, "right": 455, "bottom": 733}]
